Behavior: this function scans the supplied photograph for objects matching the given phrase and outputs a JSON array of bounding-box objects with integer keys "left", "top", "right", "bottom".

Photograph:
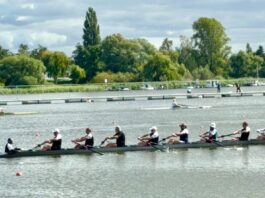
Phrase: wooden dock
[{"left": 0, "top": 91, "right": 264, "bottom": 105}]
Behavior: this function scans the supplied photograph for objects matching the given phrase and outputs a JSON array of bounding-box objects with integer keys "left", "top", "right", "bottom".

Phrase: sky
[{"left": 0, "top": 0, "right": 265, "bottom": 55}]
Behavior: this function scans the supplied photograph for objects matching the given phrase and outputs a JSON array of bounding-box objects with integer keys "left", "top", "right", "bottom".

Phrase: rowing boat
[{"left": 1, "top": 139, "right": 265, "bottom": 158}]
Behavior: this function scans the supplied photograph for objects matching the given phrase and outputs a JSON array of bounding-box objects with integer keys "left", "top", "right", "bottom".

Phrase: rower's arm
[
  {"left": 106, "top": 135, "right": 118, "bottom": 140},
  {"left": 72, "top": 136, "right": 86, "bottom": 143},
  {"left": 139, "top": 134, "right": 149, "bottom": 139}
]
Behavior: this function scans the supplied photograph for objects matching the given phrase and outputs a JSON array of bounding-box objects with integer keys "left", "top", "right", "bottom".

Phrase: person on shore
[
  {"left": 232, "top": 121, "right": 250, "bottom": 141},
  {"left": 71, "top": 128, "right": 94, "bottom": 149},
  {"left": 166, "top": 123, "right": 189, "bottom": 144},
  {"left": 138, "top": 126, "right": 159, "bottom": 146},
  {"left": 200, "top": 123, "right": 218, "bottom": 143},
  {"left": 41, "top": 129, "right": 62, "bottom": 151},
  {"left": 217, "top": 83, "right": 221, "bottom": 93},
  {"left": 102, "top": 126, "right": 126, "bottom": 147},
  {"left": 235, "top": 83, "right": 241, "bottom": 93},
  {"left": 5, "top": 138, "right": 20, "bottom": 154}
]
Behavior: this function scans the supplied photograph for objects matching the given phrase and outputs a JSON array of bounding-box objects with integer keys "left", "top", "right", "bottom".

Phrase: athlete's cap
[
  {"left": 179, "top": 123, "right": 186, "bottom": 127},
  {"left": 53, "top": 128, "right": 60, "bottom": 133},
  {"left": 150, "top": 126, "right": 157, "bottom": 131},
  {"left": 115, "top": 125, "right": 121, "bottom": 131},
  {"left": 210, "top": 123, "right": 216, "bottom": 128}
]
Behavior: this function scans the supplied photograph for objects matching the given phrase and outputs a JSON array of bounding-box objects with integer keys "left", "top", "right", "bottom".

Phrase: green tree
[
  {"left": 0, "top": 45, "right": 11, "bottom": 60},
  {"left": 31, "top": 45, "right": 48, "bottom": 60},
  {"left": 42, "top": 51, "right": 69, "bottom": 83},
  {"left": 230, "top": 51, "right": 264, "bottom": 78},
  {"left": 83, "top": 7, "right": 101, "bottom": 47},
  {"left": 73, "top": 7, "right": 101, "bottom": 81},
  {"left": 177, "top": 36, "right": 198, "bottom": 73},
  {"left": 192, "top": 17, "right": 231, "bottom": 76},
  {"left": 18, "top": 44, "right": 30, "bottom": 56},
  {"left": 0, "top": 55, "right": 45, "bottom": 85},
  {"left": 101, "top": 34, "right": 157, "bottom": 75},
  {"left": 143, "top": 53, "right": 183, "bottom": 81},
  {"left": 246, "top": 43, "right": 252, "bottom": 54},
  {"left": 255, "top": 45, "right": 265, "bottom": 59},
  {"left": 159, "top": 38, "right": 173, "bottom": 51},
  {"left": 70, "top": 64, "right": 86, "bottom": 83}
]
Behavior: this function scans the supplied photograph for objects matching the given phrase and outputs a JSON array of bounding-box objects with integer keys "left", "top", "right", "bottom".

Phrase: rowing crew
[{"left": 4, "top": 121, "right": 265, "bottom": 154}]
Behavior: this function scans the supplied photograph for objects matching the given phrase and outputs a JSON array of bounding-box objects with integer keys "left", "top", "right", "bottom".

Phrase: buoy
[{"left": 16, "top": 171, "right": 22, "bottom": 176}]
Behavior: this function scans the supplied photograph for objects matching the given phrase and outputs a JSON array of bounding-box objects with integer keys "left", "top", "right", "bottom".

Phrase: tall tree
[
  {"left": 192, "top": 17, "right": 231, "bottom": 76},
  {"left": 73, "top": 7, "right": 101, "bottom": 81},
  {"left": 177, "top": 36, "right": 198, "bottom": 72},
  {"left": 83, "top": 7, "right": 101, "bottom": 47}
]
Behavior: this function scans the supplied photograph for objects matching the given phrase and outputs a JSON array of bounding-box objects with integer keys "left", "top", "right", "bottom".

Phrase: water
[{"left": 0, "top": 88, "right": 265, "bottom": 197}]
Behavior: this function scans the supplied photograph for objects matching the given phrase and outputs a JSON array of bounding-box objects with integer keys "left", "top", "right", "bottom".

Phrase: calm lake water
[{"left": 0, "top": 87, "right": 265, "bottom": 198}]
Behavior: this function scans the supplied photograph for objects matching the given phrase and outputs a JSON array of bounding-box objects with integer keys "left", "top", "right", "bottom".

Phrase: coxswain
[
  {"left": 200, "top": 123, "right": 218, "bottom": 143},
  {"left": 103, "top": 126, "right": 126, "bottom": 147},
  {"left": 71, "top": 128, "right": 94, "bottom": 149},
  {"left": 232, "top": 121, "right": 250, "bottom": 141},
  {"left": 41, "top": 129, "right": 62, "bottom": 151},
  {"left": 138, "top": 126, "right": 159, "bottom": 146},
  {"left": 5, "top": 138, "right": 20, "bottom": 154},
  {"left": 166, "top": 123, "right": 189, "bottom": 144}
]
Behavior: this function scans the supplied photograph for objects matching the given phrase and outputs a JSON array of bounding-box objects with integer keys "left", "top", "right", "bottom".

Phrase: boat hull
[{"left": 1, "top": 139, "right": 265, "bottom": 158}]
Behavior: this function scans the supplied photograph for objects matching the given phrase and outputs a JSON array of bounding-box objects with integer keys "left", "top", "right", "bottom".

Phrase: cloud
[
  {"left": 0, "top": 31, "right": 14, "bottom": 49},
  {"left": 21, "top": 3, "right": 35, "bottom": 10},
  {"left": 29, "top": 31, "right": 67, "bottom": 47},
  {"left": 0, "top": 0, "right": 265, "bottom": 55}
]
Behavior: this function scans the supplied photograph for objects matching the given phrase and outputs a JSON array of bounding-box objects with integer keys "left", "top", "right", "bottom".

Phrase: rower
[
  {"left": 257, "top": 128, "right": 265, "bottom": 140},
  {"left": 166, "top": 123, "right": 189, "bottom": 144},
  {"left": 232, "top": 121, "right": 250, "bottom": 141},
  {"left": 5, "top": 138, "right": 20, "bottom": 154},
  {"left": 200, "top": 123, "right": 218, "bottom": 143},
  {"left": 71, "top": 128, "right": 94, "bottom": 149},
  {"left": 41, "top": 129, "right": 62, "bottom": 151},
  {"left": 138, "top": 126, "right": 159, "bottom": 146},
  {"left": 103, "top": 126, "right": 126, "bottom": 147}
]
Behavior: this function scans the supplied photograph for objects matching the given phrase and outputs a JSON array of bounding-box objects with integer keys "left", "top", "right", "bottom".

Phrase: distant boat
[{"left": 140, "top": 84, "right": 154, "bottom": 90}]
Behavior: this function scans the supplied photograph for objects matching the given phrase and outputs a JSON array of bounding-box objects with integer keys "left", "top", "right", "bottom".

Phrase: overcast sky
[{"left": 0, "top": 0, "right": 265, "bottom": 55}]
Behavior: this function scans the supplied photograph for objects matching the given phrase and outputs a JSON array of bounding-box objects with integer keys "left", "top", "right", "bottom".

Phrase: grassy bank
[{"left": 0, "top": 78, "right": 264, "bottom": 95}]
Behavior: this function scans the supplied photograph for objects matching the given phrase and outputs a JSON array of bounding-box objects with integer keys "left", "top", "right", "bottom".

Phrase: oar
[
  {"left": 138, "top": 138, "right": 165, "bottom": 152},
  {"left": 218, "top": 133, "right": 235, "bottom": 138},
  {"left": 32, "top": 142, "right": 46, "bottom": 150},
  {"left": 85, "top": 145, "right": 104, "bottom": 155}
]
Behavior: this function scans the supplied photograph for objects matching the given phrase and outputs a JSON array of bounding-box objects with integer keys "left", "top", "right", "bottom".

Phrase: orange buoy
[{"left": 16, "top": 171, "right": 22, "bottom": 176}]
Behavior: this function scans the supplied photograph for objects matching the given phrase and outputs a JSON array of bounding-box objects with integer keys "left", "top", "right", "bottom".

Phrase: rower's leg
[{"left": 105, "top": 143, "right": 117, "bottom": 148}]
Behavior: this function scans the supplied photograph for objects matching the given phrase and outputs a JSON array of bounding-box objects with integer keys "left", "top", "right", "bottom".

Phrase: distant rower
[
  {"left": 71, "top": 128, "right": 94, "bottom": 149},
  {"left": 138, "top": 126, "right": 159, "bottom": 146},
  {"left": 200, "top": 123, "right": 218, "bottom": 143},
  {"left": 103, "top": 126, "right": 126, "bottom": 147},
  {"left": 41, "top": 129, "right": 62, "bottom": 151},
  {"left": 166, "top": 123, "right": 189, "bottom": 144}
]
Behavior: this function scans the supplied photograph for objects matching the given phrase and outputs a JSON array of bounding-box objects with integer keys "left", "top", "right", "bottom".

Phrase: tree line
[{"left": 0, "top": 7, "right": 265, "bottom": 86}]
